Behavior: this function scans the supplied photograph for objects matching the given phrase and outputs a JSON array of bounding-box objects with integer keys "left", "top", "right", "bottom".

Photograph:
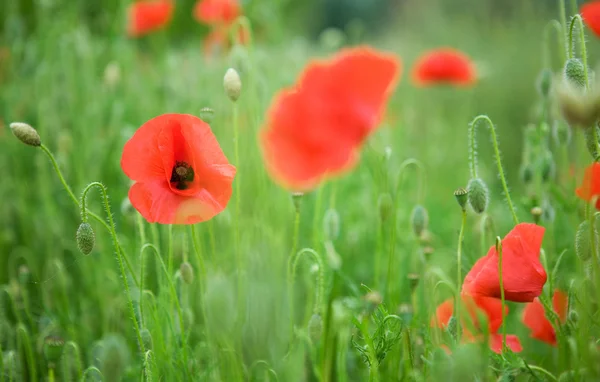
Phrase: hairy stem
[
  {"left": 456, "top": 209, "right": 467, "bottom": 341},
  {"left": 496, "top": 237, "right": 507, "bottom": 352}
]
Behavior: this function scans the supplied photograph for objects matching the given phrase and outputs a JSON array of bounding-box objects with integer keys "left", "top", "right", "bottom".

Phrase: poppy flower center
[{"left": 170, "top": 161, "right": 195, "bottom": 190}]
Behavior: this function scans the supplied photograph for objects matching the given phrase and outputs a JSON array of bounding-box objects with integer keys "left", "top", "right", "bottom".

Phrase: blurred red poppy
[
  {"left": 412, "top": 48, "right": 476, "bottom": 87},
  {"left": 127, "top": 0, "right": 174, "bottom": 37},
  {"left": 576, "top": 162, "right": 600, "bottom": 209},
  {"left": 121, "top": 114, "right": 236, "bottom": 224},
  {"left": 203, "top": 25, "right": 249, "bottom": 59},
  {"left": 194, "top": 0, "right": 240, "bottom": 25},
  {"left": 432, "top": 295, "right": 521, "bottom": 353},
  {"left": 582, "top": 1, "right": 600, "bottom": 37},
  {"left": 522, "top": 290, "right": 568, "bottom": 346},
  {"left": 260, "top": 47, "right": 401, "bottom": 191},
  {"left": 462, "top": 223, "right": 546, "bottom": 303}
]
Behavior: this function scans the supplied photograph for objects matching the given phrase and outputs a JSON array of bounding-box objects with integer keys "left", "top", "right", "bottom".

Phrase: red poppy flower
[
  {"left": 193, "top": 0, "right": 240, "bottom": 25},
  {"left": 411, "top": 48, "right": 476, "bottom": 87},
  {"left": 462, "top": 223, "right": 546, "bottom": 303},
  {"left": 260, "top": 47, "right": 401, "bottom": 191},
  {"left": 582, "top": 1, "right": 600, "bottom": 37},
  {"left": 121, "top": 114, "right": 236, "bottom": 224},
  {"left": 522, "top": 290, "right": 568, "bottom": 346},
  {"left": 431, "top": 295, "right": 521, "bottom": 353},
  {"left": 127, "top": 0, "right": 174, "bottom": 38},
  {"left": 576, "top": 162, "right": 600, "bottom": 209}
]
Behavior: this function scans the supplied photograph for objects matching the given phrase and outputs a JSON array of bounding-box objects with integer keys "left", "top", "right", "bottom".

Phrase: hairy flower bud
[
  {"left": 519, "top": 164, "right": 534, "bottom": 184},
  {"left": 76, "top": 223, "right": 95, "bottom": 255},
  {"left": 530, "top": 206, "right": 543, "bottom": 225},
  {"left": 564, "top": 58, "right": 586, "bottom": 88},
  {"left": 10, "top": 122, "right": 41, "bottom": 147},
  {"left": 541, "top": 150, "right": 555, "bottom": 183},
  {"left": 179, "top": 262, "right": 194, "bottom": 284},
  {"left": 223, "top": 68, "right": 242, "bottom": 102},
  {"left": 552, "top": 121, "right": 572, "bottom": 146},
  {"left": 308, "top": 313, "right": 323, "bottom": 342},
  {"left": 537, "top": 68, "right": 553, "bottom": 98},
  {"left": 410, "top": 205, "right": 428, "bottom": 237},
  {"left": 576, "top": 220, "right": 598, "bottom": 261},
  {"left": 467, "top": 178, "right": 489, "bottom": 214}
]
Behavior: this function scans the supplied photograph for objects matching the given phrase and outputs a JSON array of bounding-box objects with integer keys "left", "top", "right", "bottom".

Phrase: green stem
[
  {"left": 80, "top": 182, "right": 145, "bottom": 354},
  {"left": 587, "top": 203, "right": 600, "bottom": 297},
  {"left": 232, "top": 101, "right": 245, "bottom": 326},
  {"left": 0, "top": 343, "right": 4, "bottom": 382},
  {"left": 559, "top": 0, "right": 568, "bottom": 56},
  {"left": 386, "top": 159, "right": 426, "bottom": 301},
  {"left": 357, "top": 319, "right": 379, "bottom": 382},
  {"left": 287, "top": 206, "right": 302, "bottom": 335},
  {"left": 496, "top": 237, "right": 507, "bottom": 352},
  {"left": 312, "top": 186, "right": 324, "bottom": 248},
  {"left": 527, "top": 364, "right": 558, "bottom": 381},
  {"left": 469, "top": 116, "right": 519, "bottom": 225},
  {"left": 290, "top": 248, "right": 325, "bottom": 314},
  {"left": 403, "top": 328, "right": 414, "bottom": 378},
  {"left": 41, "top": 144, "right": 139, "bottom": 287},
  {"left": 544, "top": 20, "right": 566, "bottom": 67},
  {"left": 140, "top": 244, "right": 188, "bottom": 368},
  {"left": 167, "top": 224, "right": 174, "bottom": 279},
  {"left": 16, "top": 325, "right": 36, "bottom": 382},
  {"left": 190, "top": 225, "right": 211, "bottom": 345},
  {"left": 81, "top": 367, "right": 103, "bottom": 380},
  {"left": 456, "top": 209, "right": 467, "bottom": 341}
]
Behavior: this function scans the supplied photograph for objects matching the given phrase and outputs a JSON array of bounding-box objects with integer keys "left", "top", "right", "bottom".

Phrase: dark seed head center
[{"left": 170, "top": 161, "right": 195, "bottom": 190}]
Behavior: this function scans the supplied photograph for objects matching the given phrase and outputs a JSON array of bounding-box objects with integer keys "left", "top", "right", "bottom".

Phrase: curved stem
[
  {"left": 544, "top": 19, "right": 566, "bottom": 67},
  {"left": 41, "top": 145, "right": 138, "bottom": 287},
  {"left": 469, "top": 116, "right": 519, "bottom": 225},
  {"left": 496, "top": 237, "right": 507, "bottom": 352},
  {"left": 81, "top": 367, "right": 103, "bottom": 380},
  {"left": 140, "top": 244, "right": 188, "bottom": 368},
  {"left": 80, "top": 182, "right": 145, "bottom": 354},
  {"left": 248, "top": 360, "right": 279, "bottom": 382},
  {"left": 290, "top": 248, "right": 325, "bottom": 314},
  {"left": 527, "top": 364, "right": 558, "bottom": 381},
  {"left": 16, "top": 325, "right": 36, "bottom": 382},
  {"left": 455, "top": 209, "right": 467, "bottom": 341},
  {"left": 568, "top": 15, "right": 590, "bottom": 89}
]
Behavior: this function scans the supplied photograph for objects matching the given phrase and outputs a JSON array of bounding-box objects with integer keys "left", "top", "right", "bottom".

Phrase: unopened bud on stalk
[
  {"left": 18, "top": 265, "right": 30, "bottom": 285},
  {"left": 10, "top": 122, "right": 41, "bottom": 147},
  {"left": 537, "top": 68, "right": 553, "bottom": 98},
  {"left": 308, "top": 313, "right": 323, "bottom": 342},
  {"left": 564, "top": 58, "right": 586, "bottom": 88},
  {"left": 199, "top": 107, "right": 215, "bottom": 123},
  {"left": 552, "top": 121, "right": 572, "bottom": 146},
  {"left": 398, "top": 303, "right": 413, "bottom": 322},
  {"left": 323, "top": 208, "right": 340, "bottom": 241},
  {"left": 410, "top": 205, "right": 428, "bottom": 238},
  {"left": 446, "top": 315, "right": 458, "bottom": 340},
  {"left": 584, "top": 126, "right": 600, "bottom": 159},
  {"left": 519, "top": 164, "right": 534, "bottom": 184},
  {"left": 141, "top": 328, "right": 153, "bottom": 350},
  {"left": 530, "top": 207, "right": 543, "bottom": 225},
  {"left": 541, "top": 150, "right": 555, "bottom": 183},
  {"left": 180, "top": 262, "right": 194, "bottom": 284},
  {"left": 291, "top": 192, "right": 303, "bottom": 212},
  {"left": 76, "top": 223, "right": 95, "bottom": 255},
  {"left": 557, "top": 82, "right": 600, "bottom": 128},
  {"left": 467, "top": 178, "right": 489, "bottom": 214},
  {"left": 422, "top": 246, "right": 434, "bottom": 258},
  {"left": 223, "top": 68, "right": 242, "bottom": 102},
  {"left": 575, "top": 220, "right": 598, "bottom": 261},
  {"left": 407, "top": 273, "right": 420, "bottom": 292},
  {"left": 43, "top": 335, "right": 65, "bottom": 367},
  {"left": 378, "top": 193, "right": 394, "bottom": 222},
  {"left": 364, "top": 291, "right": 383, "bottom": 306},
  {"left": 453, "top": 188, "right": 468, "bottom": 211},
  {"left": 567, "top": 310, "right": 579, "bottom": 326}
]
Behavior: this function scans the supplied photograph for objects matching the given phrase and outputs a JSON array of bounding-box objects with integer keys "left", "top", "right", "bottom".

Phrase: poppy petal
[
  {"left": 194, "top": 0, "right": 240, "bottom": 25},
  {"left": 553, "top": 290, "right": 569, "bottom": 323},
  {"left": 121, "top": 115, "right": 167, "bottom": 183},
  {"left": 582, "top": 1, "right": 600, "bottom": 38},
  {"left": 489, "top": 334, "right": 523, "bottom": 354},
  {"left": 522, "top": 297, "right": 557, "bottom": 346},
  {"left": 412, "top": 48, "right": 476, "bottom": 87},
  {"left": 576, "top": 162, "right": 600, "bottom": 209},
  {"left": 127, "top": 0, "right": 174, "bottom": 38}
]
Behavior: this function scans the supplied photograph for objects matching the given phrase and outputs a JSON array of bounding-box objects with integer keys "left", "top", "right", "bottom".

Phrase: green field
[{"left": 1, "top": 0, "right": 600, "bottom": 380}]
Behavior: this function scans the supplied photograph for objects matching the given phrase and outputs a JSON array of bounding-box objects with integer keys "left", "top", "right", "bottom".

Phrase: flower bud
[
  {"left": 541, "top": 150, "right": 555, "bottom": 183},
  {"left": 323, "top": 208, "right": 340, "bottom": 241},
  {"left": 76, "top": 222, "right": 95, "bottom": 255},
  {"left": 377, "top": 193, "right": 394, "bottom": 222},
  {"left": 557, "top": 82, "right": 600, "bottom": 128},
  {"left": 530, "top": 206, "right": 543, "bottom": 225},
  {"left": 18, "top": 265, "right": 30, "bottom": 285},
  {"left": 410, "top": 205, "right": 428, "bottom": 237},
  {"left": 576, "top": 220, "right": 598, "bottom": 261},
  {"left": 43, "top": 335, "right": 65, "bottom": 367},
  {"left": 398, "top": 303, "right": 413, "bottom": 323},
  {"left": 199, "top": 107, "right": 215, "bottom": 124},
  {"left": 308, "top": 313, "right": 323, "bottom": 342},
  {"left": 446, "top": 315, "right": 458, "bottom": 340},
  {"left": 564, "top": 58, "right": 586, "bottom": 88},
  {"left": 10, "top": 122, "right": 41, "bottom": 147},
  {"left": 223, "top": 68, "right": 242, "bottom": 102},
  {"left": 364, "top": 291, "right": 382, "bottom": 306},
  {"left": 453, "top": 188, "right": 468, "bottom": 210},
  {"left": 407, "top": 273, "right": 420, "bottom": 292},
  {"left": 179, "top": 262, "right": 194, "bottom": 285},
  {"left": 467, "top": 178, "right": 489, "bottom": 214},
  {"left": 519, "top": 164, "right": 534, "bottom": 184},
  {"left": 552, "top": 121, "right": 572, "bottom": 146},
  {"left": 537, "top": 68, "right": 553, "bottom": 98},
  {"left": 584, "top": 126, "right": 600, "bottom": 159}
]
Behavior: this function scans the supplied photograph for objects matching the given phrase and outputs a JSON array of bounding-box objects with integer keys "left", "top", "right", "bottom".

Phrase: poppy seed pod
[
  {"left": 530, "top": 206, "right": 543, "bottom": 225},
  {"left": 323, "top": 208, "right": 340, "bottom": 241},
  {"left": 291, "top": 192, "right": 303, "bottom": 212},
  {"left": 536, "top": 68, "right": 553, "bottom": 98},
  {"left": 407, "top": 273, "right": 420, "bottom": 292},
  {"left": 564, "top": 59, "right": 586, "bottom": 88},
  {"left": 378, "top": 193, "right": 394, "bottom": 222},
  {"left": 223, "top": 68, "right": 242, "bottom": 101},
  {"left": 180, "top": 262, "right": 194, "bottom": 284},
  {"left": 76, "top": 223, "right": 95, "bottom": 255},
  {"left": 43, "top": 335, "right": 65, "bottom": 366},
  {"left": 575, "top": 220, "right": 598, "bottom": 261},
  {"left": 467, "top": 178, "right": 489, "bottom": 214},
  {"left": 10, "top": 122, "right": 41, "bottom": 147},
  {"left": 410, "top": 205, "right": 429, "bottom": 237},
  {"left": 454, "top": 188, "right": 469, "bottom": 210},
  {"left": 199, "top": 107, "right": 215, "bottom": 124},
  {"left": 308, "top": 313, "right": 323, "bottom": 342}
]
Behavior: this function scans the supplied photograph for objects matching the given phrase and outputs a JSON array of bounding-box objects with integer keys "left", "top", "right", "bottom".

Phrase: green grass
[{"left": 1, "top": 0, "right": 600, "bottom": 380}]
